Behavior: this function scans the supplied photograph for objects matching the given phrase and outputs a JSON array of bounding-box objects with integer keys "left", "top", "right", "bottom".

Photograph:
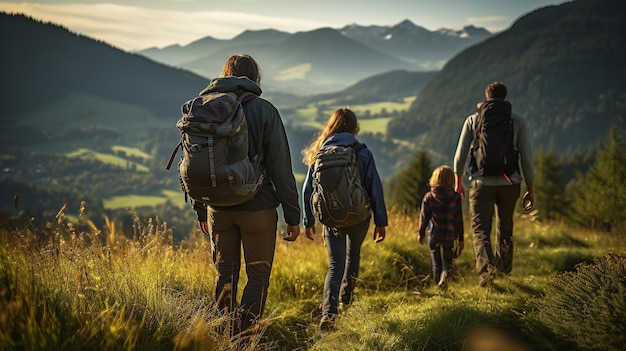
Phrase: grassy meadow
[
  {"left": 285, "top": 97, "right": 415, "bottom": 131},
  {"left": 66, "top": 148, "right": 150, "bottom": 173},
  {"left": 1, "top": 206, "right": 625, "bottom": 351}
]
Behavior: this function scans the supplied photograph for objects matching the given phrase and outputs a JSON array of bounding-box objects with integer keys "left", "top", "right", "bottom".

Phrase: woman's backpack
[{"left": 311, "top": 142, "right": 371, "bottom": 228}]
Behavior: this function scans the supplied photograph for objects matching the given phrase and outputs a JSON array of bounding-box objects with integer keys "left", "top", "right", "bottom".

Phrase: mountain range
[
  {"left": 139, "top": 20, "right": 491, "bottom": 95},
  {"left": 388, "top": 0, "right": 626, "bottom": 159}
]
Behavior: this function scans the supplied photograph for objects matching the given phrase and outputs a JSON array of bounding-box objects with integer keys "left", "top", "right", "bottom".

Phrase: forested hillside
[
  {"left": 0, "top": 13, "right": 206, "bottom": 146},
  {"left": 388, "top": 0, "right": 626, "bottom": 159},
  {"left": 282, "top": 70, "right": 437, "bottom": 108}
]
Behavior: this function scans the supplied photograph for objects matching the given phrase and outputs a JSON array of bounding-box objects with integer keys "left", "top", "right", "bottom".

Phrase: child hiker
[{"left": 418, "top": 165, "right": 464, "bottom": 290}]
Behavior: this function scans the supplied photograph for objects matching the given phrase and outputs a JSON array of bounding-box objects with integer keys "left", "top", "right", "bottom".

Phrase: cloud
[{"left": 0, "top": 2, "right": 330, "bottom": 51}]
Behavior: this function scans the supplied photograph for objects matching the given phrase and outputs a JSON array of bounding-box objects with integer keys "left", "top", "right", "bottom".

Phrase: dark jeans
[
  {"left": 427, "top": 236, "right": 455, "bottom": 285},
  {"left": 469, "top": 181, "right": 520, "bottom": 283},
  {"left": 208, "top": 208, "right": 278, "bottom": 325},
  {"left": 322, "top": 218, "right": 370, "bottom": 318}
]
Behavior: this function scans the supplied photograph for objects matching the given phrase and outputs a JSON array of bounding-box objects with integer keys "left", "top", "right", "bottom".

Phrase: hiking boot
[
  {"left": 339, "top": 302, "right": 351, "bottom": 312},
  {"left": 479, "top": 265, "right": 498, "bottom": 287},
  {"left": 479, "top": 277, "right": 492, "bottom": 288},
  {"left": 438, "top": 271, "right": 448, "bottom": 291},
  {"left": 319, "top": 315, "right": 336, "bottom": 331}
]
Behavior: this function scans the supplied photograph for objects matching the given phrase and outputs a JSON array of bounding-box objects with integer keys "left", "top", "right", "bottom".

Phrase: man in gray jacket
[{"left": 453, "top": 81, "right": 534, "bottom": 287}]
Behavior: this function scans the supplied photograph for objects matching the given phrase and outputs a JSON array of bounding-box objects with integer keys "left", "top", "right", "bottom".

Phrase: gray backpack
[
  {"left": 166, "top": 92, "right": 265, "bottom": 207},
  {"left": 311, "top": 142, "right": 371, "bottom": 228}
]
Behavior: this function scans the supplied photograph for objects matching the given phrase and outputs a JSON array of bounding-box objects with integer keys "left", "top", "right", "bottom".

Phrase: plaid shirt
[{"left": 419, "top": 186, "right": 464, "bottom": 242}]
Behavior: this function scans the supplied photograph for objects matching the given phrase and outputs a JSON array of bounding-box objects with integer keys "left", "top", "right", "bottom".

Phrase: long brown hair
[
  {"left": 302, "top": 107, "right": 359, "bottom": 166},
  {"left": 220, "top": 54, "right": 261, "bottom": 83}
]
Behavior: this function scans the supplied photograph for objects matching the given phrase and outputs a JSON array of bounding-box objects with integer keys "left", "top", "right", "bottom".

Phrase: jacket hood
[
  {"left": 323, "top": 132, "right": 359, "bottom": 147},
  {"left": 430, "top": 186, "right": 457, "bottom": 204},
  {"left": 199, "top": 76, "right": 262, "bottom": 96}
]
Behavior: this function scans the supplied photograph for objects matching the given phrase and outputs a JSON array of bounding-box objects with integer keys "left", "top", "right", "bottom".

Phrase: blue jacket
[{"left": 302, "top": 132, "right": 388, "bottom": 228}]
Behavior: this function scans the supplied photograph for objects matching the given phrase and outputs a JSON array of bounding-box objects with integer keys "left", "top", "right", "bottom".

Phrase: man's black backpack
[
  {"left": 311, "top": 142, "right": 371, "bottom": 228},
  {"left": 470, "top": 100, "right": 519, "bottom": 180},
  {"left": 166, "top": 91, "right": 265, "bottom": 207}
]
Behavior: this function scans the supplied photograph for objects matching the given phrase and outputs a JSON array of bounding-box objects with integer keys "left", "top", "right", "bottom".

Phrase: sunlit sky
[{"left": 1, "top": 0, "right": 569, "bottom": 51}]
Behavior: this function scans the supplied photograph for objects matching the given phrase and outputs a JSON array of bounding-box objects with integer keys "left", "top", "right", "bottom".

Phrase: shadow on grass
[
  {"left": 551, "top": 251, "right": 596, "bottom": 272},
  {"left": 523, "top": 230, "right": 591, "bottom": 249},
  {"left": 394, "top": 305, "right": 577, "bottom": 351}
]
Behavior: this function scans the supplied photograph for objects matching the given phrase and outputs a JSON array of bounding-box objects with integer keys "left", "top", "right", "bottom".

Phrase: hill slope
[
  {"left": 287, "top": 70, "right": 437, "bottom": 108},
  {"left": 0, "top": 13, "right": 207, "bottom": 146},
  {"left": 388, "top": 0, "right": 626, "bottom": 158}
]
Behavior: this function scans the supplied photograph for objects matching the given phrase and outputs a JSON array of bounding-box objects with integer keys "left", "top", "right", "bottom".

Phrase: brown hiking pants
[{"left": 208, "top": 207, "right": 278, "bottom": 324}]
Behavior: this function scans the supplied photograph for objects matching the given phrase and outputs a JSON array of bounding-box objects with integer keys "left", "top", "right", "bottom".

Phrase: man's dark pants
[{"left": 469, "top": 181, "right": 520, "bottom": 285}]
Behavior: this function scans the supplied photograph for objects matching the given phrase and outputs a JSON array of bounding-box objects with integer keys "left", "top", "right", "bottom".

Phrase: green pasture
[
  {"left": 275, "top": 63, "right": 312, "bottom": 81},
  {"left": 359, "top": 117, "right": 394, "bottom": 133},
  {"left": 289, "top": 96, "right": 415, "bottom": 134},
  {"left": 349, "top": 96, "right": 416, "bottom": 115},
  {"left": 66, "top": 148, "right": 149, "bottom": 172},
  {"left": 111, "top": 145, "right": 152, "bottom": 160},
  {"left": 103, "top": 189, "right": 187, "bottom": 210}
]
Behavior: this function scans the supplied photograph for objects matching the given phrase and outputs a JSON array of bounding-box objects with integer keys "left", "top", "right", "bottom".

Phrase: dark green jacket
[{"left": 192, "top": 76, "right": 301, "bottom": 226}]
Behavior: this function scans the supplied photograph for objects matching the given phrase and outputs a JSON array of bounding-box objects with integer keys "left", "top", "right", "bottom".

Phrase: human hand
[
  {"left": 522, "top": 190, "right": 534, "bottom": 211},
  {"left": 456, "top": 241, "right": 464, "bottom": 257},
  {"left": 418, "top": 236, "right": 425, "bottom": 245},
  {"left": 198, "top": 221, "right": 209, "bottom": 236},
  {"left": 455, "top": 175, "right": 466, "bottom": 200},
  {"left": 283, "top": 224, "right": 300, "bottom": 241},
  {"left": 305, "top": 226, "right": 315, "bottom": 241},
  {"left": 373, "top": 226, "right": 386, "bottom": 243}
]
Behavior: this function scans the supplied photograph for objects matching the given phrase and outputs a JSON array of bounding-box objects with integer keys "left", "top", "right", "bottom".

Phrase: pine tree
[
  {"left": 570, "top": 126, "right": 626, "bottom": 232},
  {"left": 534, "top": 148, "right": 565, "bottom": 220},
  {"left": 390, "top": 149, "right": 432, "bottom": 213}
]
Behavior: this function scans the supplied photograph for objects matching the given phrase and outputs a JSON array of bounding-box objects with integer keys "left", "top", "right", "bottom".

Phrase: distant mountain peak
[
  {"left": 389, "top": 19, "right": 429, "bottom": 33},
  {"left": 435, "top": 25, "right": 491, "bottom": 39},
  {"left": 395, "top": 19, "right": 416, "bottom": 27}
]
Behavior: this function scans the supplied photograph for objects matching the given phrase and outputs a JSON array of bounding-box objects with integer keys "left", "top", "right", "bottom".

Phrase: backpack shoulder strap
[
  {"left": 239, "top": 91, "right": 257, "bottom": 105},
  {"left": 350, "top": 141, "right": 367, "bottom": 153},
  {"left": 165, "top": 141, "right": 182, "bottom": 170}
]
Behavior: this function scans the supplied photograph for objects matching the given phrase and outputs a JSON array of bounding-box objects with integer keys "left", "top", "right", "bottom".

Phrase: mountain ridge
[
  {"left": 138, "top": 19, "right": 491, "bottom": 94},
  {"left": 387, "top": 0, "right": 626, "bottom": 159}
]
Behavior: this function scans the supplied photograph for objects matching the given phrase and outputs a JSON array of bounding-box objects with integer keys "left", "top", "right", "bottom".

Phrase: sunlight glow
[{"left": 0, "top": 2, "right": 330, "bottom": 51}]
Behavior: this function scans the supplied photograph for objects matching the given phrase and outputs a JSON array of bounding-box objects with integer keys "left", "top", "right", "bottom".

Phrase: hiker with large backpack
[
  {"left": 175, "top": 54, "right": 301, "bottom": 331},
  {"left": 453, "top": 81, "right": 535, "bottom": 287},
  {"left": 301, "top": 108, "right": 388, "bottom": 331}
]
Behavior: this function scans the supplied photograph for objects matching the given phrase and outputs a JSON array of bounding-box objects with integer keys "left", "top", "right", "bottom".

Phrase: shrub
[{"left": 535, "top": 252, "right": 626, "bottom": 351}]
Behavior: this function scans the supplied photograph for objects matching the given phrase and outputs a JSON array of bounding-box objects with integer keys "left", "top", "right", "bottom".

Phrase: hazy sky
[{"left": 1, "top": 0, "right": 569, "bottom": 51}]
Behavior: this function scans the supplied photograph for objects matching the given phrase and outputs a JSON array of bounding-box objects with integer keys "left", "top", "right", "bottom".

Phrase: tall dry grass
[{"left": 1, "top": 205, "right": 625, "bottom": 350}]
